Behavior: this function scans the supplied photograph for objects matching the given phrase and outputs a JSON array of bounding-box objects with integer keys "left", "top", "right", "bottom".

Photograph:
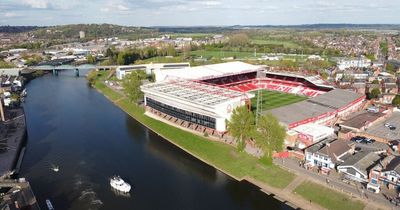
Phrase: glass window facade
[{"left": 146, "top": 97, "right": 216, "bottom": 129}]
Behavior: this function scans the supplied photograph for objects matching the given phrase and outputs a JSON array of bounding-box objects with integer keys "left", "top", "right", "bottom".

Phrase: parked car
[
  {"left": 351, "top": 136, "right": 375, "bottom": 144},
  {"left": 384, "top": 123, "right": 396, "bottom": 130},
  {"left": 367, "top": 106, "right": 379, "bottom": 113}
]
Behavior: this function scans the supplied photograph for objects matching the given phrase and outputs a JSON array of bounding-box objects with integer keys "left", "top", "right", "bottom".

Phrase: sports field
[{"left": 250, "top": 90, "right": 307, "bottom": 111}]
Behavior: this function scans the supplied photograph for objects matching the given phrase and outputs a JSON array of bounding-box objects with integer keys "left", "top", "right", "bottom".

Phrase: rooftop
[
  {"left": 384, "top": 156, "right": 400, "bottom": 174},
  {"left": 268, "top": 89, "right": 364, "bottom": 126},
  {"left": 155, "top": 61, "right": 262, "bottom": 81},
  {"left": 364, "top": 112, "right": 400, "bottom": 141},
  {"left": 341, "top": 112, "right": 385, "bottom": 129},
  {"left": 141, "top": 80, "right": 247, "bottom": 107},
  {"left": 339, "top": 151, "right": 381, "bottom": 176},
  {"left": 307, "top": 89, "right": 364, "bottom": 110},
  {"left": 318, "top": 140, "right": 352, "bottom": 163}
]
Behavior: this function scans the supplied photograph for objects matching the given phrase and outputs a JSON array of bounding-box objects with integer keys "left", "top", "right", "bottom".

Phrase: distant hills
[
  {"left": 0, "top": 26, "right": 42, "bottom": 33},
  {"left": 1, "top": 23, "right": 399, "bottom": 36}
]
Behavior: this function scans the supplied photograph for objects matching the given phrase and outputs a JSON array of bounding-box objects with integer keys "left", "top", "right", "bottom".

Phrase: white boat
[
  {"left": 21, "top": 89, "right": 27, "bottom": 97},
  {"left": 50, "top": 164, "right": 59, "bottom": 172},
  {"left": 45, "top": 199, "right": 54, "bottom": 210},
  {"left": 110, "top": 176, "right": 131, "bottom": 193}
]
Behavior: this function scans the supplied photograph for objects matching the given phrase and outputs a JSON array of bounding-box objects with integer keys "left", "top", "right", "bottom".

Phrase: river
[{"left": 20, "top": 70, "right": 292, "bottom": 210}]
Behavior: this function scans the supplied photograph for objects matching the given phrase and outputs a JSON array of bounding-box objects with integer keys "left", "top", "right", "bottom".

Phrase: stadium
[{"left": 139, "top": 61, "right": 366, "bottom": 139}]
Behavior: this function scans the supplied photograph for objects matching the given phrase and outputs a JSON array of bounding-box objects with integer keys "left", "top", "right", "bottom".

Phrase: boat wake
[{"left": 73, "top": 175, "right": 103, "bottom": 210}]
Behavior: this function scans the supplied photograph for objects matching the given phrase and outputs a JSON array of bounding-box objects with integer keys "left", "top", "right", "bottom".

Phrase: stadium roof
[
  {"left": 141, "top": 80, "right": 247, "bottom": 107},
  {"left": 154, "top": 61, "right": 262, "bottom": 81},
  {"left": 267, "top": 100, "right": 334, "bottom": 126},
  {"left": 265, "top": 71, "right": 334, "bottom": 89},
  {"left": 307, "top": 89, "right": 364, "bottom": 109},
  {"left": 267, "top": 89, "right": 364, "bottom": 126}
]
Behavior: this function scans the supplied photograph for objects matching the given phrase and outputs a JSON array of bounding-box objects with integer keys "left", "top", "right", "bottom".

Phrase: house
[
  {"left": 305, "top": 139, "right": 354, "bottom": 174},
  {"left": 339, "top": 112, "right": 386, "bottom": 134},
  {"left": 367, "top": 156, "right": 394, "bottom": 193},
  {"left": 337, "top": 151, "right": 381, "bottom": 183},
  {"left": 380, "top": 156, "right": 400, "bottom": 191}
]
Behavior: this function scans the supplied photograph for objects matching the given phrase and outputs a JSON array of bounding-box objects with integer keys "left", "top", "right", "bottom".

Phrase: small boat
[
  {"left": 20, "top": 89, "right": 27, "bottom": 97},
  {"left": 110, "top": 176, "right": 131, "bottom": 193},
  {"left": 45, "top": 199, "right": 54, "bottom": 210},
  {"left": 50, "top": 165, "right": 59, "bottom": 172}
]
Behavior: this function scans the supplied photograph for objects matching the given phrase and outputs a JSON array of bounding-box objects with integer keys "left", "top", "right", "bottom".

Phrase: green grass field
[
  {"left": 250, "top": 39, "right": 301, "bottom": 48},
  {"left": 251, "top": 90, "right": 307, "bottom": 111},
  {"left": 190, "top": 50, "right": 255, "bottom": 59},
  {"left": 294, "top": 181, "right": 365, "bottom": 210}
]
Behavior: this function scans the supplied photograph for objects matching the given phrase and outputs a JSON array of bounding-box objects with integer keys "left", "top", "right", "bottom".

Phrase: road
[{"left": 273, "top": 157, "right": 397, "bottom": 210}]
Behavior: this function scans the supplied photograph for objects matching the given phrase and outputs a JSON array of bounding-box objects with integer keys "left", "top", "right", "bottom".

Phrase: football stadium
[{"left": 137, "top": 61, "right": 366, "bottom": 139}]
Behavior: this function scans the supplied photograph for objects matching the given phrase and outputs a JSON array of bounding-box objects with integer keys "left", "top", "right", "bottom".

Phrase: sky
[{"left": 0, "top": 0, "right": 399, "bottom": 26}]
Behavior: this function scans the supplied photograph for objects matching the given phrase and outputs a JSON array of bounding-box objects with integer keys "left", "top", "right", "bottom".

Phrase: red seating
[{"left": 199, "top": 72, "right": 329, "bottom": 97}]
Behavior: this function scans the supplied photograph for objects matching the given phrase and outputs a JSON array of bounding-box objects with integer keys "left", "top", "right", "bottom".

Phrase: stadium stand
[{"left": 200, "top": 71, "right": 331, "bottom": 97}]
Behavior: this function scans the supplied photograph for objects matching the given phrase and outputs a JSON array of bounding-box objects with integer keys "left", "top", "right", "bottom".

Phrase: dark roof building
[
  {"left": 337, "top": 151, "right": 382, "bottom": 183},
  {"left": 340, "top": 112, "right": 385, "bottom": 132}
]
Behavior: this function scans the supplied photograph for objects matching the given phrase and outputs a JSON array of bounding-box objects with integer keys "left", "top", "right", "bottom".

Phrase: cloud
[
  {"left": 3, "top": 12, "right": 21, "bottom": 18},
  {"left": 200, "top": 1, "right": 222, "bottom": 6},
  {"left": 21, "top": 0, "right": 49, "bottom": 9}
]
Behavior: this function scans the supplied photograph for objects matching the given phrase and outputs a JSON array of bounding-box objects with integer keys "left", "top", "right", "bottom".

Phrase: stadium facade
[{"left": 139, "top": 61, "right": 365, "bottom": 136}]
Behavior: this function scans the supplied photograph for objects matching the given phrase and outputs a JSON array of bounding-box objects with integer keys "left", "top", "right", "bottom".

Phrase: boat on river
[
  {"left": 45, "top": 199, "right": 54, "bottom": 210},
  {"left": 110, "top": 176, "right": 131, "bottom": 193}
]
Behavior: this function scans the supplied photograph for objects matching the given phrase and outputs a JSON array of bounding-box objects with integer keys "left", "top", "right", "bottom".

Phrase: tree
[
  {"left": 368, "top": 88, "right": 381, "bottom": 99},
  {"left": 228, "top": 33, "right": 249, "bottom": 47},
  {"left": 122, "top": 72, "right": 144, "bottom": 103},
  {"left": 87, "top": 54, "right": 96, "bottom": 64},
  {"left": 371, "top": 79, "right": 379, "bottom": 84},
  {"left": 86, "top": 70, "right": 98, "bottom": 86},
  {"left": 254, "top": 113, "right": 286, "bottom": 161},
  {"left": 227, "top": 106, "right": 255, "bottom": 151},
  {"left": 392, "top": 95, "right": 400, "bottom": 107}
]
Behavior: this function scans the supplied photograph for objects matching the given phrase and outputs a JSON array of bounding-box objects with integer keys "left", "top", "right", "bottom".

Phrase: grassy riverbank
[
  {"left": 93, "top": 71, "right": 295, "bottom": 189},
  {"left": 92, "top": 71, "right": 368, "bottom": 209},
  {"left": 294, "top": 181, "right": 365, "bottom": 210}
]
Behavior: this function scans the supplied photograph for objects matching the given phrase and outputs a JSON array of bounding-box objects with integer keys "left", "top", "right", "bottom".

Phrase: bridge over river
[{"left": 30, "top": 64, "right": 97, "bottom": 76}]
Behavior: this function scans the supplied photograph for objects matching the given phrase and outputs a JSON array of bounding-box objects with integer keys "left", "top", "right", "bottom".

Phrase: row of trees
[
  {"left": 103, "top": 45, "right": 179, "bottom": 65},
  {"left": 227, "top": 106, "right": 286, "bottom": 163}
]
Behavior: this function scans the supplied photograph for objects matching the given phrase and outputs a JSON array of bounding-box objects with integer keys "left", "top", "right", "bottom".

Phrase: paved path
[
  {"left": 274, "top": 158, "right": 396, "bottom": 210},
  {"left": 284, "top": 176, "right": 306, "bottom": 193},
  {"left": 246, "top": 176, "right": 325, "bottom": 210}
]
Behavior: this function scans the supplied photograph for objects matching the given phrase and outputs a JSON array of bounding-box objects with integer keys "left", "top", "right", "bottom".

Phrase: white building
[
  {"left": 116, "top": 63, "right": 190, "bottom": 80},
  {"left": 305, "top": 139, "right": 353, "bottom": 172},
  {"left": 337, "top": 58, "right": 371, "bottom": 70},
  {"left": 79, "top": 31, "right": 85, "bottom": 39},
  {"left": 337, "top": 151, "right": 381, "bottom": 183},
  {"left": 141, "top": 80, "right": 251, "bottom": 133},
  {"left": 153, "top": 61, "right": 262, "bottom": 82}
]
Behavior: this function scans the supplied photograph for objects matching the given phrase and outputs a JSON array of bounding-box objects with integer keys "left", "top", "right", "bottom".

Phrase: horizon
[
  {"left": 2, "top": 23, "right": 400, "bottom": 28},
  {"left": 1, "top": 0, "right": 400, "bottom": 26}
]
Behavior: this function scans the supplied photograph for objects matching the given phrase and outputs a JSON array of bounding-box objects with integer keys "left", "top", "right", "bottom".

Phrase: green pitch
[{"left": 250, "top": 90, "right": 307, "bottom": 111}]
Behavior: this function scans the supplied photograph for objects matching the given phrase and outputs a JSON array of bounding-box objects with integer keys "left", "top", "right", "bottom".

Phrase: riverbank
[
  {"left": 92, "top": 71, "right": 367, "bottom": 210},
  {"left": 0, "top": 107, "right": 27, "bottom": 175}
]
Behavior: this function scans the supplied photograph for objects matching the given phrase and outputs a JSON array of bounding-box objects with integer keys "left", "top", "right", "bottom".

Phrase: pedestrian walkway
[
  {"left": 284, "top": 176, "right": 306, "bottom": 193},
  {"left": 274, "top": 157, "right": 395, "bottom": 210}
]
